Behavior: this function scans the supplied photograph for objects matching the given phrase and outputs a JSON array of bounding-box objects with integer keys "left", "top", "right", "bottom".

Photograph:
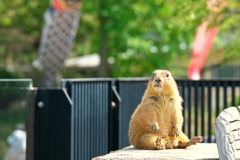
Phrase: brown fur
[{"left": 128, "top": 70, "right": 203, "bottom": 150}]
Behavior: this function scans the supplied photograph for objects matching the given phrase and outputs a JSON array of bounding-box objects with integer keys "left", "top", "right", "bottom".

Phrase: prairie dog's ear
[
  {"left": 165, "top": 71, "right": 172, "bottom": 78},
  {"left": 152, "top": 72, "right": 155, "bottom": 77}
]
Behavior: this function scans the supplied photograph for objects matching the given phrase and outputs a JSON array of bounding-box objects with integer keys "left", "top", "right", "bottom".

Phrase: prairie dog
[{"left": 128, "top": 70, "right": 203, "bottom": 150}]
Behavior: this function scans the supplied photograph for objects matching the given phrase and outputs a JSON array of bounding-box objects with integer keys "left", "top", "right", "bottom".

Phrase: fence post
[{"left": 27, "top": 89, "right": 72, "bottom": 160}]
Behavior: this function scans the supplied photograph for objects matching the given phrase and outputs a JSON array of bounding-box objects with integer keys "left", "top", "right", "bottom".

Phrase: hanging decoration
[
  {"left": 188, "top": 0, "right": 226, "bottom": 80},
  {"left": 37, "top": 0, "right": 81, "bottom": 87}
]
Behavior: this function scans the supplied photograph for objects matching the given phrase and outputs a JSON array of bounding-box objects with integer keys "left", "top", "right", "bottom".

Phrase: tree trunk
[{"left": 98, "top": 2, "right": 109, "bottom": 77}]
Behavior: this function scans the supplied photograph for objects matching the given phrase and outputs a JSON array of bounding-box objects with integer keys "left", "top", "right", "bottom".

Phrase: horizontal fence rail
[{"left": 0, "top": 79, "right": 33, "bottom": 88}]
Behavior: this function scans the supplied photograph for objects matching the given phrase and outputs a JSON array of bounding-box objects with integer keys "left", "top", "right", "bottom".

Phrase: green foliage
[
  {"left": 0, "top": 0, "right": 49, "bottom": 76},
  {"left": 1, "top": 0, "right": 240, "bottom": 80},
  {"left": 72, "top": 0, "right": 210, "bottom": 77},
  {"left": 0, "top": 69, "right": 20, "bottom": 78},
  {"left": 211, "top": 0, "right": 240, "bottom": 66}
]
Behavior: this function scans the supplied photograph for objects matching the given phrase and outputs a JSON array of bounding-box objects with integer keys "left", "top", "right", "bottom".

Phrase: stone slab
[
  {"left": 93, "top": 143, "right": 219, "bottom": 160},
  {"left": 215, "top": 107, "right": 240, "bottom": 160}
]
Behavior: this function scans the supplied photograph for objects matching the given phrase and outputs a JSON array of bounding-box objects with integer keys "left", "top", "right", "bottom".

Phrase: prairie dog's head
[{"left": 148, "top": 70, "right": 178, "bottom": 94}]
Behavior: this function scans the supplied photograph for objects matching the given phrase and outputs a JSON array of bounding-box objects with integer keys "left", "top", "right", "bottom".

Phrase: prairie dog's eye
[{"left": 166, "top": 74, "right": 169, "bottom": 78}]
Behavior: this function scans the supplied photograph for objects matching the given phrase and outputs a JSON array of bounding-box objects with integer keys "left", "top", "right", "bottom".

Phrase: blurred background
[
  {"left": 1, "top": 0, "right": 240, "bottom": 87},
  {"left": 1, "top": 0, "right": 240, "bottom": 159}
]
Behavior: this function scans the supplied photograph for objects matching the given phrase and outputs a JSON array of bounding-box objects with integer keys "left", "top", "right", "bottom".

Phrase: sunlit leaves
[{"left": 1, "top": 0, "right": 240, "bottom": 78}]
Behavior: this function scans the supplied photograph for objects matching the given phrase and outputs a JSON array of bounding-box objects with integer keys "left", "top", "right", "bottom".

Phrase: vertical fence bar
[
  {"left": 231, "top": 81, "right": 236, "bottom": 107},
  {"left": 201, "top": 81, "right": 205, "bottom": 139},
  {"left": 76, "top": 83, "right": 79, "bottom": 160},
  {"left": 181, "top": 81, "right": 186, "bottom": 133},
  {"left": 239, "top": 83, "right": 240, "bottom": 105},
  {"left": 207, "top": 82, "right": 212, "bottom": 143},
  {"left": 223, "top": 81, "right": 228, "bottom": 109},
  {"left": 215, "top": 81, "right": 220, "bottom": 117},
  {"left": 194, "top": 81, "right": 199, "bottom": 136},
  {"left": 187, "top": 81, "right": 192, "bottom": 138},
  {"left": 75, "top": 83, "right": 79, "bottom": 160}
]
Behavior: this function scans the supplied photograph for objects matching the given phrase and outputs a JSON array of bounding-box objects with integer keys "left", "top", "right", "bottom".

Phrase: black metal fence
[
  {"left": 61, "top": 78, "right": 240, "bottom": 160},
  {"left": 1, "top": 78, "right": 239, "bottom": 160},
  {"left": 115, "top": 78, "right": 148, "bottom": 149},
  {"left": 29, "top": 89, "right": 72, "bottom": 160},
  {"left": 177, "top": 79, "right": 240, "bottom": 143},
  {"left": 62, "top": 79, "right": 113, "bottom": 160},
  {"left": 115, "top": 79, "right": 240, "bottom": 148}
]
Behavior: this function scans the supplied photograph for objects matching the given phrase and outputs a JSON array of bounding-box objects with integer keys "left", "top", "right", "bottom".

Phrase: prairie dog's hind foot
[
  {"left": 189, "top": 136, "right": 203, "bottom": 145},
  {"left": 155, "top": 137, "right": 165, "bottom": 150},
  {"left": 179, "top": 136, "right": 203, "bottom": 148}
]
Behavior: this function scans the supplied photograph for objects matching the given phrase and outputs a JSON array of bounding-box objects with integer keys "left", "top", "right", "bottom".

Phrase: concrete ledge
[{"left": 93, "top": 143, "right": 219, "bottom": 160}]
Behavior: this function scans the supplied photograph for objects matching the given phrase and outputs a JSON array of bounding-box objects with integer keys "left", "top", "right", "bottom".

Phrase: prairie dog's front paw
[
  {"left": 173, "top": 127, "right": 181, "bottom": 136},
  {"left": 150, "top": 122, "right": 160, "bottom": 132}
]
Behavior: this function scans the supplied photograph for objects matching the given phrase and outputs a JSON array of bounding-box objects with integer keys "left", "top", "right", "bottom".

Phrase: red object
[
  {"left": 188, "top": 22, "right": 218, "bottom": 80},
  {"left": 188, "top": 0, "right": 226, "bottom": 80},
  {"left": 52, "top": 0, "right": 65, "bottom": 12}
]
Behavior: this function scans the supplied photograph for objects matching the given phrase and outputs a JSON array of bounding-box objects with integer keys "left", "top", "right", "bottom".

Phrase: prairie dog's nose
[{"left": 155, "top": 78, "right": 161, "bottom": 82}]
